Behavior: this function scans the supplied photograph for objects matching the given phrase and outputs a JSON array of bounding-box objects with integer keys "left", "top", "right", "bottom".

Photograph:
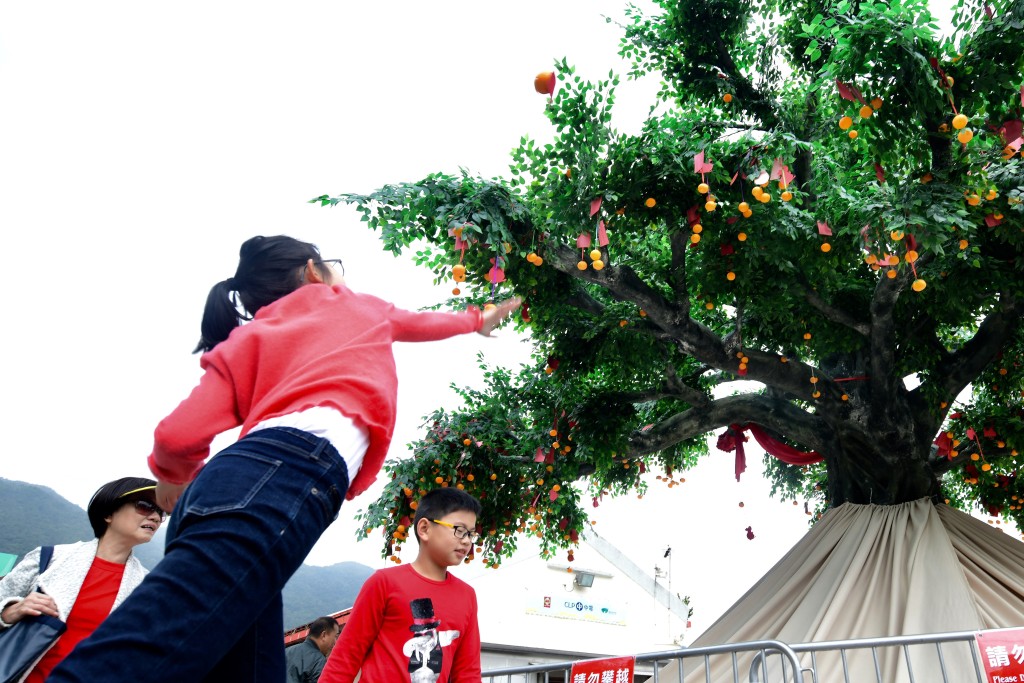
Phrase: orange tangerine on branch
[
  {"left": 577, "top": 260, "right": 588, "bottom": 271},
  {"left": 838, "top": 116, "right": 853, "bottom": 130},
  {"left": 781, "top": 191, "right": 793, "bottom": 202},
  {"left": 871, "top": 97, "right": 883, "bottom": 110},
  {"left": 738, "top": 201, "right": 750, "bottom": 212},
  {"left": 645, "top": 197, "right": 657, "bottom": 208},
  {"left": 452, "top": 287, "right": 461, "bottom": 295},
  {"left": 723, "top": 93, "right": 733, "bottom": 103},
  {"left": 967, "top": 194, "right": 981, "bottom": 206},
  {"left": 952, "top": 113, "right": 969, "bottom": 130},
  {"left": 848, "top": 130, "right": 859, "bottom": 139},
  {"left": 726, "top": 271, "right": 736, "bottom": 281},
  {"left": 592, "top": 260, "right": 605, "bottom": 270},
  {"left": 985, "top": 189, "right": 998, "bottom": 200},
  {"left": 589, "top": 248, "right": 602, "bottom": 261},
  {"left": 957, "top": 129, "right": 973, "bottom": 144},
  {"left": 821, "top": 242, "right": 832, "bottom": 252},
  {"left": 911, "top": 278, "right": 927, "bottom": 291},
  {"left": 905, "top": 250, "right": 919, "bottom": 263},
  {"left": 859, "top": 105, "right": 873, "bottom": 119},
  {"left": 886, "top": 269, "right": 897, "bottom": 279},
  {"left": 697, "top": 182, "right": 710, "bottom": 194},
  {"left": 534, "top": 71, "right": 556, "bottom": 95},
  {"left": 890, "top": 230, "right": 904, "bottom": 240},
  {"left": 751, "top": 186, "right": 764, "bottom": 198},
  {"left": 737, "top": 232, "right": 747, "bottom": 241},
  {"left": 705, "top": 200, "right": 717, "bottom": 211},
  {"left": 690, "top": 233, "right": 701, "bottom": 244},
  {"left": 959, "top": 239, "right": 969, "bottom": 250},
  {"left": 692, "top": 224, "right": 703, "bottom": 233},
  {"left": 758, "top": 193, "right": 771, "bottom": 203},
  {"left": 452, "top": 264, "right": 466, "bottom": 281}
]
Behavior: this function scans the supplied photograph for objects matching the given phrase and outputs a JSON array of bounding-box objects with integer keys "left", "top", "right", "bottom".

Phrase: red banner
[
  {"left": 976, "top": 628, "right": 1024, "bottom": 680},
  {"left": 569, "top": 655, "right": 635, "bottom": 682}
]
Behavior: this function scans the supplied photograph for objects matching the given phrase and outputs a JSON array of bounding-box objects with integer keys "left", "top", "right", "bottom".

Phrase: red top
[
  {"left": 148, "top": 284, "right": 482, "bottom": 498},
  {"left": 27, "top": 557, "right": 125, "bottom": 682},
  {"left": 320, "top": 564, "right": 481, "bottom": 683}
]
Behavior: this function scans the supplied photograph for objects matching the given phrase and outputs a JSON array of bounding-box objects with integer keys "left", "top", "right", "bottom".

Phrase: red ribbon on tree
[{"left": 716, "top": 423, "right": 824, "bottom": 480}]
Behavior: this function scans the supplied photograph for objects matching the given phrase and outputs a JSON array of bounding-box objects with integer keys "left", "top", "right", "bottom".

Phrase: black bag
[{"left": 0, "top": 546, "right": 67, "bottom": 683}]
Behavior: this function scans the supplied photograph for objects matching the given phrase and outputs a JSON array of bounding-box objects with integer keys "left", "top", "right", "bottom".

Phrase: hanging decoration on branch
[
  {"left": 534, "top": 71, "right": 556, "bottom": 101},
  {"left": 695, "top": 151, "right": 716, "bottom": 212},
  {"left": 716, "top": 423, "right": 825, "bottom": 482}
]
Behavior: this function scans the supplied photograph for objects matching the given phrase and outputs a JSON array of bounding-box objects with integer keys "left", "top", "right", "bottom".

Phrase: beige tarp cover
[{"left": 664, "top": 498, "right": 1024, "bottom": 682}]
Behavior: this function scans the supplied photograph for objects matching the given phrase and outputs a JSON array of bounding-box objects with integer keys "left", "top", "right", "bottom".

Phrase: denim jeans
[{"left": 48, "top": 427, "right": 349, "bottom": 683}]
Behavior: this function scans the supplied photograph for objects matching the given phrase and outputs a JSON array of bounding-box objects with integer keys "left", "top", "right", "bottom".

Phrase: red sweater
[
  {"left": 148, "top": 284, "right": 482, "bottom": 498},
  {"left": 320, "top": 564, "right": 481, "bottom": 683}
]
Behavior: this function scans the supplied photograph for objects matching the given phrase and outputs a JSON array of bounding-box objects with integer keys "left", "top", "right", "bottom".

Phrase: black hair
[
  {"left": 308, "top": 616, "right": 340, "bottom": 638},
  {"left": 412, "top": 488, "right": 482, "bottom": 544},
  {"left": 86, "top": 476, "right": 158, "bottom": 538},
  {"left": 194, "top": 235, "right": 324, "bottom": 354}
]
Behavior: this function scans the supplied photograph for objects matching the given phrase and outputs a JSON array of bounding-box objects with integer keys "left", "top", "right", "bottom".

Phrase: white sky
[{"left": 1, "top": 0, "right": 970, "bottom": 641}]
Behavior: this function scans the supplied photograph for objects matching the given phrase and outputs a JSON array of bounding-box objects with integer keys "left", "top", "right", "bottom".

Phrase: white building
[{"left": 465, "top": 529, "right": 690, "bottom": 677}]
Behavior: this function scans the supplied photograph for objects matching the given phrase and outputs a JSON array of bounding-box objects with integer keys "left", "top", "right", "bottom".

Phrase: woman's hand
[
  {"left": 1, "top": 592, "right": 59, "bottom": 625},
  {"left": 156, "top": 480, "right": 187, "bottom": 513},
  {"left": 478, "top": 297, "right": 522, "bottom": 337}
]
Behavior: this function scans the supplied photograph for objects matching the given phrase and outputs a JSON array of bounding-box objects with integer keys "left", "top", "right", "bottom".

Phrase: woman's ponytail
[
  {"left": 193, "top": 279, "right": 244, "bottom": 354},
  {"left": 192, "top": 235, "right": 323, "bottom": 354}
]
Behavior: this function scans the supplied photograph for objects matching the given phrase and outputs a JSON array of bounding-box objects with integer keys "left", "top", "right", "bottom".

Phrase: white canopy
[{"left": 664, "top": 498, "right": 1024, "bottom": 682}]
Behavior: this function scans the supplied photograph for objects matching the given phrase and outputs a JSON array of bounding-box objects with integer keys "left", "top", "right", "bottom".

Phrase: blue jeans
[{"left": 48, "top": 427, "right": 349, "bottom": 683}]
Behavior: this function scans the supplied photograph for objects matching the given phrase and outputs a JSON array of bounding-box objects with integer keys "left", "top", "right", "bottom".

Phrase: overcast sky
[{"left": 1, "top": 0, "right": 968, "bottom": 638}]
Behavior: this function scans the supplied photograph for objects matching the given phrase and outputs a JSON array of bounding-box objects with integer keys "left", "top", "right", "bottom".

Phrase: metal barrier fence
[
  {"left": 482, "top": 640, "right": 804, "bottom": 683},
  {"left": 482, "top": 630, "right": 987, "bottom": 683}
]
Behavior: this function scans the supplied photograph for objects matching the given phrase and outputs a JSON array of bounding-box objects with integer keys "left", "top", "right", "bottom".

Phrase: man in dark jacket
[{"left": 286, "top": 616, "right": 341, "bottom": 682}]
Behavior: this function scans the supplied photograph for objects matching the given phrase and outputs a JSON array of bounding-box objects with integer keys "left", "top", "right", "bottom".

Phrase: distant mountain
[
  {"left": 0, "top": 478, "right": 371, "bottom": 629},
  {"left": 0, "top": 478, "right": 95, "bottom": 553}
]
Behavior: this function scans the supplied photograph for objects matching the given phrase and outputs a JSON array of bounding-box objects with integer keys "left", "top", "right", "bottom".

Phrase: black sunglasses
[{"left": 131, "top": 499, "right": 166, "bottom": 521}]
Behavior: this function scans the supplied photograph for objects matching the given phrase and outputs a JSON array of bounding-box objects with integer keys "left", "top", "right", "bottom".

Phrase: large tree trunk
[{"left": 824, "top": 421, "right": 942, "bottom": 506}]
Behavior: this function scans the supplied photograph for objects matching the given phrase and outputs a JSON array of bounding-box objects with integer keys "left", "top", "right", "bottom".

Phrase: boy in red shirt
[{"left": 321, "top": 489, "right": 482, "bottom": 683}]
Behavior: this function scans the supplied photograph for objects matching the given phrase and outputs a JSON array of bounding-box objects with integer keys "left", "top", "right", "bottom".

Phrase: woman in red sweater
[{"left": 50, "top": 235, "right": 518, "bottom": 683}]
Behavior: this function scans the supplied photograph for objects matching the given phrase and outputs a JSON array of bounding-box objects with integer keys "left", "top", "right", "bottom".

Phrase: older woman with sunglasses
[{"left": 0, "top": 477, "right": 163, "bottom": 682}]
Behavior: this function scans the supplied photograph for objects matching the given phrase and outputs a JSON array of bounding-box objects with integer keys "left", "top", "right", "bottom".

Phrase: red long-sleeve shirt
[
  {"left": 320, "top": 565, "right": 481, "bottom": 683},
  {"left": 148, "top": 283, "right": 482, "bottom": 498}
]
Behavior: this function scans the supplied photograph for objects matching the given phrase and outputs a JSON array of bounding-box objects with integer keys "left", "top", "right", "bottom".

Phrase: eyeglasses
[
  {"left": 131, "top": 499, "right": 166, "bottom": 521},
  {"left": 430, "top": 519, "right": 480, "bottom": 544},
  {"left": 320, "top": 258, "right": 345, "bottom": 276}
]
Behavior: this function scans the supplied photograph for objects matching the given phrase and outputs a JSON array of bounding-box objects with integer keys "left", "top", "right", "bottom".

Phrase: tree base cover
[{"left": 663, "top": 498, "right": 1024, "bottom": 682}]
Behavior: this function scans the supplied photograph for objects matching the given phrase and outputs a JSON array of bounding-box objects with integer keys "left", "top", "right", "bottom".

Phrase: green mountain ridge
[{"left": 0, "top": 478, "right": 372, "bottom": 629}]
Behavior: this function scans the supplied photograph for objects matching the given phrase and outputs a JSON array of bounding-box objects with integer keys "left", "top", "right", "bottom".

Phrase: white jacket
[{"left": 0, "top": 540, "right": 148, "bottom": 681}]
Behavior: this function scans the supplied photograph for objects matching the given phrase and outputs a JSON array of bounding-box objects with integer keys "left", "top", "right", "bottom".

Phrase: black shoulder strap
[{"left": 38, "top": 545, "right": 55, "bottom": 574}]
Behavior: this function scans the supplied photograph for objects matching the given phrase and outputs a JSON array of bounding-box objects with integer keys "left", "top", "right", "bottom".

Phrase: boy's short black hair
[{"left": 413, "top": 488, "right": 482, "bottom": 543}]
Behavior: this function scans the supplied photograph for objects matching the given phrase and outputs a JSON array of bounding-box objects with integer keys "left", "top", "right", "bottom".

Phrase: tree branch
[
  {"left": 933, "top": 293, "right": 1024, "bottom": 407},
  {"left": 627, "top": 393, "right": 827, "bottom": 456},
  {"left": 804, "top": 287, "right": 870, "bottom": 336}
]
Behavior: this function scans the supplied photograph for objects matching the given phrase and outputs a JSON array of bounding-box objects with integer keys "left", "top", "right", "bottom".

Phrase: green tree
[{"left": 314, "top": 0, "right": 1024, "bottom": 567}]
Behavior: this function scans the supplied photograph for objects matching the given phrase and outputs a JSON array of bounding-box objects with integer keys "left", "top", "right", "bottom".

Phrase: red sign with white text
[
  {"left": 976, "top": 628, "right": 1024, "bottom": 681},
  {"left": 569, "top": 655, "right": 635, "bottom": 683}
]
